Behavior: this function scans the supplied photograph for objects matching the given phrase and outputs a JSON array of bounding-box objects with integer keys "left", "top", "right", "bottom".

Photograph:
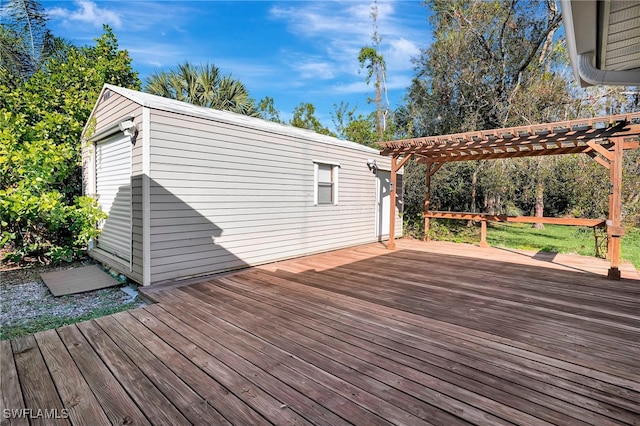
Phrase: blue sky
[{"left": 43, "top": 0, "right": 431, "bottom": 128}]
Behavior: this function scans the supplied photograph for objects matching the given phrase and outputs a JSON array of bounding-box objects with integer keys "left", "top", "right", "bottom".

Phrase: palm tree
[
  {"left": 145, "top": 62, "right": 260, "bottom": 117},
  {"left": 0, "top": 0, "right": 58, "bottom": 84}
]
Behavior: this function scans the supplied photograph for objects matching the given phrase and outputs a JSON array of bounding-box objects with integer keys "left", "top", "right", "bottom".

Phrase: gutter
[
  {"left": 560, "top": 0, "right": 583, "bottom": 85},
  {"left": 578, "top": 52, "right": 640, "bottom": 87}
]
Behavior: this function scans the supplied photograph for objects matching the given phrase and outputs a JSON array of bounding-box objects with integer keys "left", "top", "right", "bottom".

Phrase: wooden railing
[{"left": 423, "top": 211, "right": 606, "bottom": 248}]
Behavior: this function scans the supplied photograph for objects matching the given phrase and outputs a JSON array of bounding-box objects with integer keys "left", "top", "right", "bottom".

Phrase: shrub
[{"left": 0, "top": 26, "right": 139, "bottom": 264}]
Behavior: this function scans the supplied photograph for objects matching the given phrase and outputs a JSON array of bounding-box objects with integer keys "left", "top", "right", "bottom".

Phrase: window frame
[{"left": 313, "top": 160, "right": 340, "bottom": 206}]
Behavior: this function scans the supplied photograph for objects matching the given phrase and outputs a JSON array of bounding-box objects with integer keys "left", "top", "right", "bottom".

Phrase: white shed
[{"left": 82, "top": 84, "right": 402, "bottom": 286}]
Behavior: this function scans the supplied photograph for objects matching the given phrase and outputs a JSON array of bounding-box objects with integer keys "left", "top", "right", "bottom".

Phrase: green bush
[{"left": 0, "top": 26, "right": 139, "bottom": 264}]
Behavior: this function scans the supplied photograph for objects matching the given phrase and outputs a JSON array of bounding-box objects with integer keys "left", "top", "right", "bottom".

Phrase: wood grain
[
  {"left": 10, "top": 335, "right": 69, "bottom": 426},
  {"left": 56, "top": 324, "right": 151, "bottom": 426},
  {"left": 0, "top": 340, "right": 28, "bottom": 426},
  {"left": 7, "top": 240, "right": 640, "bottom": 425},
  {"left": 33, "top": 330, "right": 110, "bottom": 425},
  {"left": 75, "top": 320, "right": 190, "bottom": 425}
]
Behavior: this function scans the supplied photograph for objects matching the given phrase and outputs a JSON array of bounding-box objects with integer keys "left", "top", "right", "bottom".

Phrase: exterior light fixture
[
  {"left": 119, "top": 120, "right": 138, "bottom": 144},
  {"left": 367, "top": 159, "right": 378, "bottom": 173}
]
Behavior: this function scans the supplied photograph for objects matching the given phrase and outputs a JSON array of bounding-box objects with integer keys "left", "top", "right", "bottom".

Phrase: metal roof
[{"left": 90, "top": 84, "right": 380, "bottom": 156}]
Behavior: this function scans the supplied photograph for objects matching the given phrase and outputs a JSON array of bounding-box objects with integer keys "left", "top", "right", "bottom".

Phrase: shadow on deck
[{"left": 2, "top": 240, "right": 639, "bottom": 425}]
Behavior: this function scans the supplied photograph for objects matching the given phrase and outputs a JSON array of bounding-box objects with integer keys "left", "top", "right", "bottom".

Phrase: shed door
[{"left": 95, "top": 134, "right": 132, "bottom": 264}]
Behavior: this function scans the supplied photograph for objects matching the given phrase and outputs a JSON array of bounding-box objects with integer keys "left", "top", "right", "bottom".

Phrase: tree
[
  {"left": 331, "top": 102, "right": 378, "bottom": 147},
  {"left": 400, "top": 0, "right": 574, "bottom": 236},
  {"left": 1, "top": 26, "right": 140, "bottom": 263},
  {"left": 145, "top": 62, "right": 260, "bottom": 116},
  {"left": 358, "top": 1, "right": 389, "bottom": 141},
  {"left": 290, "top": 102, "right": 335, "bottom": 137},
  {"left": 257, "top": 96, "right": 284, "bottom": 123},
  {"left": 408, "top": 0, "right": 564, "bottom": 135},
  {"left": 0, "top": 0, "right": 59, "bottom": 84}
]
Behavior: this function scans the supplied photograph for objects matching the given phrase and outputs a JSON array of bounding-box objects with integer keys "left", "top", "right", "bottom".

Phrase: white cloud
[
  {"left": 294, "top": 60, "right": 336, "bottom": 80},
  {"left": 48, "top": 0, "right": 121, "bottom": 28},
  {"left": 331, "top": 80, "right": 370, "bottom": 94},
  {"left": 126, "top": 43, "right": 186, "bottom": 69},
  {"left": 268, "top": 0, "right": 425, "bottom": 93},
  {"left": 384, "top": 37, "right": 421, "bottom": 71}
]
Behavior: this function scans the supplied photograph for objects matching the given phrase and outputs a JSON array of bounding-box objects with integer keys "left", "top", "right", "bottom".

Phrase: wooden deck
[{"left": 2, "top": 240, "right": 640, "bottom": 425}]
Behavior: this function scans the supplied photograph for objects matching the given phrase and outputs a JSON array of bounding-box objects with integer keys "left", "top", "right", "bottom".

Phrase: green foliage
[
  {"left": 145, "top": 62, "right": 260, "bottom": 116},
  {"left": 0, "top": 25, "right": 139, "bottom": 263},
  {"left": 258, "top": 96, "right": 284, "bottom": 123},
  {"left": 401, "top": 159, "right": 427, "bottom": 237},
  {"left": 331, "top": 102, "right": 379, "bottom": 147},
  {"left": 622, "top": 150, "right": 640, "bottom": 226},
  {"left": 290, "top": 102, "right": 336, "bottom": 136},
  {"left": 622, "top": 227, "right": 640, "bottom": 269},
  {"left": 398, "top": 1, "right": 640, "bottom": 238},
  {"left": 358, "top": 47, "right": 385, "bottom": 86},
  {"left": 414, "top": 0, "right": 564, "bottom": 131}
]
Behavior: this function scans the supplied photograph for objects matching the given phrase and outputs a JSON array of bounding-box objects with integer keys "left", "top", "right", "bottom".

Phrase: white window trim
[{"left": 313, "top": 161, "right": 340, "bottom": 206}]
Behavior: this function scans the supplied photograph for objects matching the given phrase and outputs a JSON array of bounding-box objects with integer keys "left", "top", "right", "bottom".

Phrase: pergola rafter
[{"left": 380, "top": 112, "right": 640, "bottom": 280}]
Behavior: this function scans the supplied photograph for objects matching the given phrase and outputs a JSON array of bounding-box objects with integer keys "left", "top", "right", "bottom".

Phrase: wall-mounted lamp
[
  {"left": 119, "top": 120, "right": 138, "bottom": 144},
  {"left": 367, "top": 159, "right": 377, "bottom": 174}
]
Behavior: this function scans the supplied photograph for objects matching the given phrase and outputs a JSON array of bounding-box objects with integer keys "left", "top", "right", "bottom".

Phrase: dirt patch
[{"left": 1, "top": 257, "right": 146, "bottom": 340}]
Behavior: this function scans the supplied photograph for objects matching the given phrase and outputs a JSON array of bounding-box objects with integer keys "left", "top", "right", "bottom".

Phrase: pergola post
[
  {"left": 607, "top": 137, "right": 624, "bottom": 280},
  {"left": 424, "top": 162, "right": 443, "bottom": 241},
  {"left": 479, "top": 219, "right": 489, "bottom": 247},
  {"left": 424, "top": 165, "right": 431, "bottom": 241},
  {"left": 388, "top": 156, "right": 398, "bottom": 250}
]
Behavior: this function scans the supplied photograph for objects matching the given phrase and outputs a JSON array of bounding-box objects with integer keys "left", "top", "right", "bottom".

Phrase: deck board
[
  {"left": 10, "top": 335, "right": 70, "bottom": 426},
  {"left": 2, "top": 240, "right": 639, "bottom": 425},
  {"left": 0, "top": 340, "right": 28, "bottom": 426},
  {"left": 33, "top": 329, "right": 110, "bottom": 425},
  {"left": 210, "top": 274, "right": 635, "bottom": 425},
  {"left": 56, "top": 324, "right": 152, "bottom": 426}
]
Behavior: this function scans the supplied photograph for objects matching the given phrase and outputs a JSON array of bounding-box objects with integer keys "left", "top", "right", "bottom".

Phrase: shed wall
[
  {"left": 147, "top": 108, "right": 401, "bottom": 284},
  {"left": 82, "top": 91, "right": 144, "bottom": 283}
]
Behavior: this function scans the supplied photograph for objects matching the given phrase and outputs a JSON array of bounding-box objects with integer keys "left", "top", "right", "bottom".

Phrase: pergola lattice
[{"left": 379, "top": 112, "right": 640, "bottom": 279}]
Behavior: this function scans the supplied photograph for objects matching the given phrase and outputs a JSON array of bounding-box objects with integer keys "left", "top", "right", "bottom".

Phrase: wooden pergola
[{"left": 379, "top": 112, "right": 640, "bottom": 280}]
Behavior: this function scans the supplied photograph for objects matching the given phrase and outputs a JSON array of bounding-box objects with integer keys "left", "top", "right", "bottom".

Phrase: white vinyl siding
[
  {"left": 83, "top": 91, "right": 143, "bottom": 282},
  {"left": 95, "top": 134, "right": 132, "bottom": 264},
  {"left": 82, "top": 84, "right": 402, "bottom": 286},
  {"left": 146, "top": 109, "right": 400, "bottom": 284}
]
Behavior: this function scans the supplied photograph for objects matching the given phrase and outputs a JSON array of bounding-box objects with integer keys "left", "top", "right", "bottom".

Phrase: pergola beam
[
  {"left": 379, "top": 112, "right": 640, "bottom": 280},
  {"left": 417, "top": 145, "right": 594, "bottom": 163},
  {"left": 381, "top": 112, "right": 640, "bottom": 156}
]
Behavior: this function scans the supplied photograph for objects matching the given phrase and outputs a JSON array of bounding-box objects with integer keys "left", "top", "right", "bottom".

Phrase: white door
[
  {"left": 376, "top": 171, "right": 391, "bottom": 239},
  {"left": 95, "top": 134, "right": 132, "bottom": 264}
]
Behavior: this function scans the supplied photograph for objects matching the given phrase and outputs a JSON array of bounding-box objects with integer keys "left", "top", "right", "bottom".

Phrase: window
[{"left": 314, "top": 161, "right": 339, "bottom": 205}]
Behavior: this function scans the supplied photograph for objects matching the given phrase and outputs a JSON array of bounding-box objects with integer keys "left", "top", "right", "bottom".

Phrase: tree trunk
[{"left": 533, "top": 180, "right": 544, "bottom": 229}]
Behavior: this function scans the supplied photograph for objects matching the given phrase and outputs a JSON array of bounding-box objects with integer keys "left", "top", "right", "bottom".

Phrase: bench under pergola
[{"left": 379, "top": 112, "right": 640, "bottom": 280}]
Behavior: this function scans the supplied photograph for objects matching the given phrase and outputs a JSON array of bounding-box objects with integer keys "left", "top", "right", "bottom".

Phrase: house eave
[{"left": 561, "top": 0, "right": 640, "bottom": 87}]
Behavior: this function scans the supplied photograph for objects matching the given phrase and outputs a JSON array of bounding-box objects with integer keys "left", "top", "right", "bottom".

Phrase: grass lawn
[{"left": 428, "top": 221, "right": 640, "bottom": 270}]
